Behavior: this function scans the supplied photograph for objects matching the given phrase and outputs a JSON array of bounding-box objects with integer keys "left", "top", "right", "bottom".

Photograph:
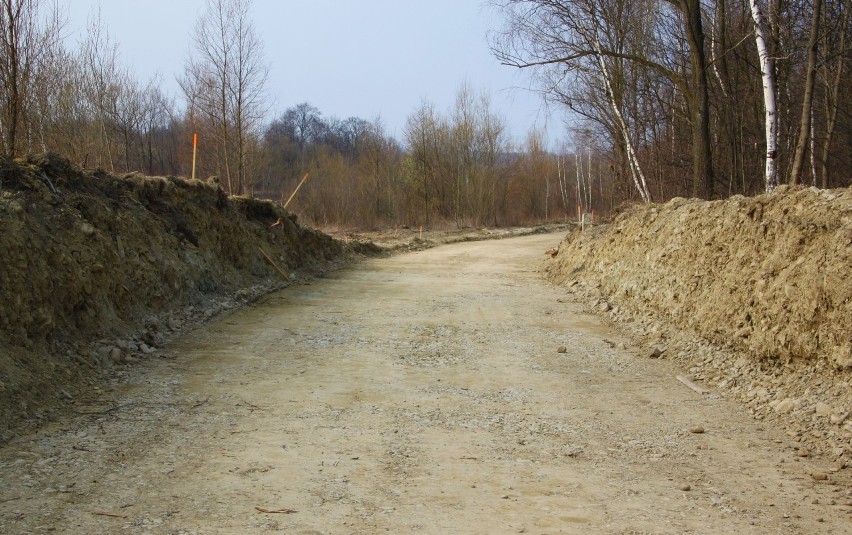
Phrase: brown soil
[
  {"left": 0, "top": 154, "right": 348, "bottom": 442},
  {"left": 1, "top": 234, "right": 849, "bottom": 534},
  {"left": 545, "top": 186, "right": 851, "bottom": 460}
]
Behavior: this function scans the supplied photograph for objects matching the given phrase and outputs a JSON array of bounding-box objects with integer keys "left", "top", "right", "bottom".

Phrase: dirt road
[{"left": 1, "top": 233, "right": 849, "bottom": 534}]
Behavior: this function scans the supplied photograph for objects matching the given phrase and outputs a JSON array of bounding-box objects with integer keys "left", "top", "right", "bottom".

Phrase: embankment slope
[
  {"left": 546, "top": 186, "right": 851, "bottom": 455},
  {"left": 0, "top": 154, "right": 344, "bottom": 440}
]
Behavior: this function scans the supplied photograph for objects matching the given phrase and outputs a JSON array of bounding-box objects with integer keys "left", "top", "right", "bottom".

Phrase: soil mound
[
  {"left": 545, "top": 186, "right": 852, "bottom": 455},
  {"left": 0, "top": 154, "right": 346, "bottom": 441},
  {"left": 547, "top": 186, "right": 851, "bottom": 367}
]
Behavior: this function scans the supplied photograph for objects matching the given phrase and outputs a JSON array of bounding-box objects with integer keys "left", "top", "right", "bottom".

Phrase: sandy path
[{"left": 1, "top": 232, "right": 849, "bottom": 534}]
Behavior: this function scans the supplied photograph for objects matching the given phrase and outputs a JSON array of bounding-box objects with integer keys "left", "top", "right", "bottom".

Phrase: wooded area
[{"left": 1, "top": 0, "right": 849, "bottom": 229}]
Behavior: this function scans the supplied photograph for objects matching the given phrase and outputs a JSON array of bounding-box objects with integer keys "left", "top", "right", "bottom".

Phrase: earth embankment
[
  {"left": 545, "top": 187, "right": 851, "bottom": 457},
  {"left": 0, "top": 154, "right": 345, "bottom": 440},
  {"left": 546, "top": 187, "right": 851, "bottom": 369}
]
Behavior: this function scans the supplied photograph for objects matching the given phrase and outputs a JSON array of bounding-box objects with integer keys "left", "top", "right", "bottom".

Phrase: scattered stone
[
  {"left": 647, "top": 346, "right": 664, "bottom": 359},
  {"left": 830, "top": 412, "right": 849, "bottom": 425},
  {"left": 774, "top": 398, "right": 800, "bottom": 414},
  {"left": 734, "top": 326, "right": 752, "bottom": 338},
  {"left": 167, "top": 318, "right": 181, "bottom": 331},
  {"left": 796, "top": 448, "right": 811, "bottom": 458},
  {"left": 556, "top": 346, "right": 567, "bottom": 354},
  {"left": 140, "top": 343, "right": 156, "bottom": 354},
  {"left": 680, "top": 484, "right": 691, "bottom": 491},
  {"left": 689, "top": 426, "right": 705, "bottom": 434},
  {"left": 811, "top": 472, "right": 828, "bottom": 481},
  {"left": 815, "top": 402, "right": 833, "bottom": 416},
  {"left": 598, "top": 301, "right": 612, "bottom": 312},
  {"left": 80, "top": 222, "right": 95, "bottom": 236},
  {"left": 109, "top": 347, "right": 122, "bottom": 363},
  {"left": 500, "top": 495, "right": 509, "bottom": 500}
]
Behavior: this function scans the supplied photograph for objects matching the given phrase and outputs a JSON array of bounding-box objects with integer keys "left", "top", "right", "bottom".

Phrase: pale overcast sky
[{"left": 64, "top": 0, "right": 561, "bottom": 147}]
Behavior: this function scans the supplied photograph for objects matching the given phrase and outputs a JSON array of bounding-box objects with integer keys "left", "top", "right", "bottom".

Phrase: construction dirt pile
[
  {"left": 0, "top": 154, "right": 348, "bottom": 441},
  {"left": 545, "top": 186, "right": 852, "bottom": 457}
]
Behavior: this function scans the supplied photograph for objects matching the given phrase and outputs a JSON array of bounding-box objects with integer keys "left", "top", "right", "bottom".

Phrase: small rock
[
  {"left": 167, "top": 318, "right": 181, "bottom": 330},
  {"left": 500, "top": 495, "right": 509, "bottom": 499},
  {"left": 598, "top": 301, "right": 612, "bottom": 312},
  {"left": 774, "top": 398, "right": 800, "bottom": 414},
  {"left": 815, "top": 402, "right": 833, "bottom": 416},
  {"left": 557, "top": 346, "right": 567, "bottom": 354},
  {"left": 80, "top": 222, "right": 95, "bottom": 235},
  {"left": 796, "top": 448, "right": 811, "bottom": 458},
  {"left": 811, "top": 472, "right": 828, "bottom": 481},
  {"left": 680, "top": 484, "right": 691, "bottom": 491},
  {"left": 109, "top": 347, "right": 122, "bottom": 362},
  {"left": 689, "top": 426, "right": 705, "bottom": 434},
  {"left": 647, "top": 346, "right": 663, "bottom": 359},
  {"left": 96, "top": 346, "right": 112, "bottom": 358},
  {"left": 830, "top": 412, "right": 848, "bottom": 425},
  {"left": 140, "top": 343, "right": 156, "bottom": 354},
  {"left": 734, "top": 326, "right": 752, "bottom": 338}
]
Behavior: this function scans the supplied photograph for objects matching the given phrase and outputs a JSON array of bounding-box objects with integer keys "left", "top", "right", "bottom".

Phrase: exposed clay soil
[
  {"left": 0, "top": 154, "right": 348, "bottom": 441},
  {"left": 544, "top": 186, "right": 852, "bottom": 461},
  {"left": 1, "top": 234, "right": 849, "bottom": 534}
]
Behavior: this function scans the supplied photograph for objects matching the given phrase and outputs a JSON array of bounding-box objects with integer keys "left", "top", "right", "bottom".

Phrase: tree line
[
  {"left": 492, "top": 0, "right": 851, "bottom": 200},
  {"left": 2, "top": 0, "right": 849, "bottom": 230}
]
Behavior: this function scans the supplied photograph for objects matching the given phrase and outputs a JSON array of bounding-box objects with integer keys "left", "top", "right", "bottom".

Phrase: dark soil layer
[{"left": 0, "top": 154, "right": 345, "bottom": 441}]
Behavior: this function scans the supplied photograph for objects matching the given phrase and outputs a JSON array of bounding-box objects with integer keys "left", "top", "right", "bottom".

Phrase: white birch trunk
[
  {"left": 592, "top": 39, "right": 651, "bottom": 203},
  {"left": 749, "top": 0, "right": 779, "bottom": 191},
  {"left": 586, "top": 148, "right": 593, "bottom": 212},
  {"left": 575, "top": 152, "right": 583, "bottom": 217}
]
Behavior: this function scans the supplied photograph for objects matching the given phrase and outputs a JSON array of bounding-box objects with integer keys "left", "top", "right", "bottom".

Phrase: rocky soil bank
[
  {"left": 545, "top": 186, "right": 852, "bottom": 460},
  {"left": 0, "top": 154, "right": 348, "bottom": 441}
]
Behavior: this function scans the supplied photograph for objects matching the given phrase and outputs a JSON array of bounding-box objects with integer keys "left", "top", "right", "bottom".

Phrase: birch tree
[{"left": 750, "top": 0, "right": 779, "bottom": 191}]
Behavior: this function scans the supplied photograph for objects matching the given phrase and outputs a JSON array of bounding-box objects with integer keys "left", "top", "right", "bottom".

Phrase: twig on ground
[
  {"left": 238, "top": 400, "right": 266, "bottom": 412},
  {"left": 255, "top": 507, "right": 298, "bottom": 514},
  {"left": 91, "top": 511, "right": 128, "bottom": 519}
]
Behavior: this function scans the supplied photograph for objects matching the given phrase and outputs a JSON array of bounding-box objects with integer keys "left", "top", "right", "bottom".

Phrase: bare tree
[
  {"left": 181, "top": 0, "right": 267, "bottom": 195},
  {"left": 0, "top": 0, "right": 62, "bottom": 157},
  {"left": 789, "top": 0, "right": 823, "bottom": 186}
]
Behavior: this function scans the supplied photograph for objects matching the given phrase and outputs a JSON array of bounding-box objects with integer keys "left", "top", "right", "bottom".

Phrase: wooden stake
[
  {"left": 676, "top": 375, "right": 710, "bottom": 395},
  {"left": 257, "top": 246, "right": 290, "bottom": 281},
  {"left": 191, "top": 133, "right": 198, "bottom": 180},
  {"left": 283, "top": 173, "right": 311, "bottom": 209}
]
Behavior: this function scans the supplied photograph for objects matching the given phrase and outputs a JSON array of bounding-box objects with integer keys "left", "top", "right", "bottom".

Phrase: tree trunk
[
  {"left": 680, "top": 0, "right": 715, "bottom": 198},
  {"left": 819, "top": 7, "right": 847, "bottom": 189},
  {"left": 789, "top": 0, "right": 822, "bottom": 186},
  {"left": 594, "top": 43, "right": 651, "bottom": 203},
  {"left": 750, "top": 0, "right": 779, "bottom": 192}
]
